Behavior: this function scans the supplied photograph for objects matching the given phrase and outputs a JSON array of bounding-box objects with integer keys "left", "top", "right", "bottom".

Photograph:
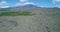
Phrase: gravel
[{"left": 0, "top": 10, "right": 60, "bottom": 32}]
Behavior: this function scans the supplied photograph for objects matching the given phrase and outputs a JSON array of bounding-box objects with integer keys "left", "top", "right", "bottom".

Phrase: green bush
[{"left": 0, "top": 11, "right": 34, "bottom": 16}]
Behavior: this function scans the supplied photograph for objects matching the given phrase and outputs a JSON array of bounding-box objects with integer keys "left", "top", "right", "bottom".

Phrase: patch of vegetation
[
  {"left": 0, "top": 11, "right": 34, "bottom": 16},
  {"left": 40, "top": 13, "right": 43, "bottom": 15}
]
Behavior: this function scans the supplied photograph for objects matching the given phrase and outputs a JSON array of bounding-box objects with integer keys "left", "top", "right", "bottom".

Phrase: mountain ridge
[{"left": 0, "top": 4, "right": 60, "bottom": 11}]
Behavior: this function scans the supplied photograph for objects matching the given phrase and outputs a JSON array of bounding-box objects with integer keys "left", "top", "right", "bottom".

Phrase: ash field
[{"left": 0, "top": 8, "right": 60, "bottom": 32}]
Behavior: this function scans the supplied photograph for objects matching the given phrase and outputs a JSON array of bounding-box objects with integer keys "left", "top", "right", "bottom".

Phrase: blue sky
[{"left": 0, "top": 0, "right": 60, "bottom": 8}]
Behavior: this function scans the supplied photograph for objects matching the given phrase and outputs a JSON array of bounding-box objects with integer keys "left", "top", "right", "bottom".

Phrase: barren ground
[{"left": 0, "top": 10, "right": 60, "bottom": 32}]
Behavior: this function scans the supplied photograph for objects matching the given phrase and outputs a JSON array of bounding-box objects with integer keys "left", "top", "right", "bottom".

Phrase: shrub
[{"left": 0, "top": 11, "right": 34, "bottom": 16}]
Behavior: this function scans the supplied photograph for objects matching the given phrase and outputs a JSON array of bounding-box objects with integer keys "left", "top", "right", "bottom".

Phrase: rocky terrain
[{"left": 0, "top": 10, "right": 60, "bottom": 32}]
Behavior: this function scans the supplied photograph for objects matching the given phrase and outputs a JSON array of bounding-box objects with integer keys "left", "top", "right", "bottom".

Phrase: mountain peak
[
  {"left": 23, "top": 4, "right": 35, "bottom": 6},
  {"left": 21, "top": 4, "right": 38, "bottom": 8}
]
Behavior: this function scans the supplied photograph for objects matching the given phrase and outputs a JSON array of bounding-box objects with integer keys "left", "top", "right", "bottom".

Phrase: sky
[{"left": 0, "top": 0, "right": 60, "bottom": 8}]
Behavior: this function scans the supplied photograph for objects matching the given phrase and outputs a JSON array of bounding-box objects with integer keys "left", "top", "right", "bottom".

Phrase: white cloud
[
  {"left": 22, "top": 2, "right": 36, "bottom": 5},
  {"left": 16, "top": 0, "right": 36, "bottom": 6},
  {"left": 20, "top": 0, "right": 27, "bottom": 2},
  {"left": 52, "top": 0, "right": 60, "bottom": 3},
  {"left": 0, "top": 1, "right": 9, "bottom": 8},
  {"left": 58, "top": 7, "right": 60, "bottom": 8},
  {"left": 1, "top": 6, "right": 9, "bottom": 8},
  {"left": 16, "top": 2, "right": 36, "bottom": 6}
]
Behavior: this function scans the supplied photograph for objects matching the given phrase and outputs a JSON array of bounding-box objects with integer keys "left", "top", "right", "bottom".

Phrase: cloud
[
  {"left": 0, "top": 1, "right": 9, "bottom": 8},
  {"left": 23, "top": 2, "right": 36, "bottom": 5},
  {"left": 58, "top": 7, "right": 60, "bottom": 8},
  {"left": 16, "top": 2, "right": 36, "bottom": 6},
  {"left": 52, "top": 0, "right": 60, "bottom": 3},
  {"left": 20, "top": 0, "right": 27, "bottom": 2},
  {"left": 16, "top": 0, "right": 36, "bottom": 6}
]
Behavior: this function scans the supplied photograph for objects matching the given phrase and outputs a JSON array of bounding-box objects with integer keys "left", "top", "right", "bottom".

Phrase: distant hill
[
  {"left": 0, "top": 4, "right": 60, "bottom": 12},
  {"left": 0, "top": 4, "right": 39, "bottom": 11}
]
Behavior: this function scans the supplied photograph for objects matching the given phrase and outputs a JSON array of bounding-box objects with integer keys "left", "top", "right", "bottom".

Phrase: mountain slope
[
  {"left": 0, "top": 4, "right": 60, "bottom": 12},
  {"left": 0, "top": 4, "right": 40, "bottom": 11}
]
